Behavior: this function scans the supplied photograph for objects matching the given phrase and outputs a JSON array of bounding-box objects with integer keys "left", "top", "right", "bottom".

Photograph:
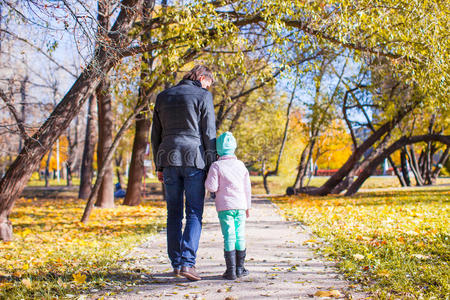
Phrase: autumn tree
[{"left": 1, "top": 0, "right": 449, "bottom": 240}]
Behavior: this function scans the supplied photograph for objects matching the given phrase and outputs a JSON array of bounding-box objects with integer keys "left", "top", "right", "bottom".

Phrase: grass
[
  {"left": 271, "top": 188, "right": 450, "bottom": 299},
  {"left": 0, "top": 197, "right": 166, "bottom": 299}
]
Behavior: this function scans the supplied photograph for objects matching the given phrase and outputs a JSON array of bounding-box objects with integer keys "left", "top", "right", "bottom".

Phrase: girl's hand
[{"left": 246, "top": 209, "right": 250, "bottom": 218}]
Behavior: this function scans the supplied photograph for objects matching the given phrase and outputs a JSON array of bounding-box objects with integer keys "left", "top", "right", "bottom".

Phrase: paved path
[{"left": 92, "top": 197, "right": 369, "bottom": 299}]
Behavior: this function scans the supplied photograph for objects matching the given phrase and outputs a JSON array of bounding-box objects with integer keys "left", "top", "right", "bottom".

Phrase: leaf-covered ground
[
  {"left": 0, "top": 197, "right": 166, "bottom": 299},
  {"left": 271, "top": 188, "right": 450, "bottom": 299}
]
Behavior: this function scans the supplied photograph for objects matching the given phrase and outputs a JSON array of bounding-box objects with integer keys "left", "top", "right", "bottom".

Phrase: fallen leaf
[
  {"left": 303, "top": 239, "right": 319, "bottom": 244},
  {"left": 353, "top": 254, "right": 364, "bottom": 260},
  {"left": 314, "top": 289, "right": 343, "bottom": 298},
  {"left": 377, "top": 269, "right": 390, "bottom": 277},
  {"left": 22, "top": 278, "right": 32, "bottom": 289},
  {"left": 72, "top": 272, "right": 86, "bottom": 284}
]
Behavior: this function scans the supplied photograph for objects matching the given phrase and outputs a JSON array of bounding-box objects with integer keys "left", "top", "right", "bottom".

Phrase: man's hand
[
  {"left": 246, "top": 209, "right": 250, "bottom": 218},
  {"left": 157, "top": 171, "right": 164, "bottom": 183}
]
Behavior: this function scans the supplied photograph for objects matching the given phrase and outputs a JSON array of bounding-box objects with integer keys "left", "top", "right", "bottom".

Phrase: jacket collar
[
  {"left": 218, "top": 155, "right": 237, "bottom": 161},
  {"left": 178, "top": 79, "right": 202, "bottom": 88}
]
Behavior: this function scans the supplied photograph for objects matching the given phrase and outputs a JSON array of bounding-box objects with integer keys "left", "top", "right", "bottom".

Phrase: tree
[
  {"left": 262, "top": 80, "right": 297, "bottom": 194},
  {"left": 78, "top": 94, "right": 97, "bottom": 199},
  {"left": 0, "top": 0, "right": 151, "bottom": 241},
  {"left": 124, "top": 0, "right": 156, "bottom": 206},
  {"left": 287, "top": 54, "right": 348, "bottom": 194},
  {"left": 1, "top": 0, "right": 449, "bottom": 240}
]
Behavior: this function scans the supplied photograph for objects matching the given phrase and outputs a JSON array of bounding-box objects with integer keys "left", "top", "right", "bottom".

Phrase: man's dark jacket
[{"left": 151, "top": 79, "right": 217, "bottom": 172}]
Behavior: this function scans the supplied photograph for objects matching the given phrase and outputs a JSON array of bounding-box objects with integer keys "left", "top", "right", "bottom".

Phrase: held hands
[{"left": 157, "top": 171, "right": 164, "bottom": 183}]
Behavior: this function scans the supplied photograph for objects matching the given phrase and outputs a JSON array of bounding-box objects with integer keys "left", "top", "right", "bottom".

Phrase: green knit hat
[{"left": 216, "top": 131, "right": 237, "bottom": 156}]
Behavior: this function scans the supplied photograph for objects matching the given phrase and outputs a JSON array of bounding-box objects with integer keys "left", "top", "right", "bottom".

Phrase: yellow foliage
[
  {"left": 39, "top": 136, "right": 69, "bottom": 171},
  {"left": 72, "top": 272, "right": 86, "bottom": 285},
  {"left": 273, "top": 188, "right": 450, "bottom": 298},
  {"left": 314, "top": 119, "right": 352, "bottom": 170},
  {"left": 0, "top": 197, "right": 166, "bottom": 298}
]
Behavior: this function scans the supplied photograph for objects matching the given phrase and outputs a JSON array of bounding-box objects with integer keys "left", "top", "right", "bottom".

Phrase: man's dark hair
[{"left": 183, "top": 65, "right": 215, "bottom": 83}]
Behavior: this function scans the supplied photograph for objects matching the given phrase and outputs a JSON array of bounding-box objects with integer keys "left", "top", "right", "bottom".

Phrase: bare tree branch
[
  {"left": 0, "top": 29, "right": 78, "bottom": 78},
  {"left": 0, "top": 88, "right": 30, "bottom": 142}
]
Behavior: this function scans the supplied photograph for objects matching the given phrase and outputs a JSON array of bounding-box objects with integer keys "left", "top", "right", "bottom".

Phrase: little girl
[{"left": 205, "top": 131, "right": 251, "bottom": 280}]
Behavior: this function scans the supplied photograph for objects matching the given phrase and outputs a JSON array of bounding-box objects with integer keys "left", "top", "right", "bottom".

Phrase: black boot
[
  {"left": 222, "top": 250, "right": 237, "bottom": 280},
  {"left": 236, "top": 249, "right": 249, "bottom": 277}
]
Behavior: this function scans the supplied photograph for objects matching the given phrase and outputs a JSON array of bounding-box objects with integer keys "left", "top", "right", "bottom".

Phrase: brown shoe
[
  {"left": 180, "top": 266, "right": 201, "bottom": 281},
  {"left": 173, "top": 268, "right": 181, "bottom": 276}
]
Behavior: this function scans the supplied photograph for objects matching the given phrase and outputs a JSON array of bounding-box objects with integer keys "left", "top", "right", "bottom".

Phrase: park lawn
[
  {"left": 0, "top": 197, "right": 166, "bottom": 299},
  {"left": 271, "top": 188, "right": 450, "bottom": 299}
]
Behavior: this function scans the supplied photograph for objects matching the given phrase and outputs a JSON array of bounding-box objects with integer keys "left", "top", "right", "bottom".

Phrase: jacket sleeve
[
  {"left": 151, "top": 96, "right": 163, "bottom": 172},
  {"left": 244, "top": 168, "right": 252, "bottom": 209},
  {"left": 204, "top": 163, "right": 219, "bottom": 193},
  {"left": 200, "top": 91, "right": 217, "bottom": 170}
]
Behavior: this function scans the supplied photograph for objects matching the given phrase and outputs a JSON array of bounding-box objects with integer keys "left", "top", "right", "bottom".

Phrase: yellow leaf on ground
[
  {"left": 21, "top": 278, "right": 32, "bottom": 289},
  {"left": 303, "top": 239, "right": 320, "bottom": 244},
  {"left": 72, "top": 272, "right": 86, "bottom": 284},
  {"left": 377, "top": 269, "right": 390, "bottom": 277},
  {"left": 314, "top": 290, "right": 343, "bottom": 297},
  {"left": 353, "top": 254, "right": 364, "bottom": 260}
]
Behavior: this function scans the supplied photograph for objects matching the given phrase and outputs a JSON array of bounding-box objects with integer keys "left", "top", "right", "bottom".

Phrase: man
[{"left": 151, "top": 65, "right": 217, "bottom": 281}]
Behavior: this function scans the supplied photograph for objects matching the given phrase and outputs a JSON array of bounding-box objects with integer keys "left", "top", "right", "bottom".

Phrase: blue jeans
[{"left": 163, "top": 166, "right": 206, "bottom": 269}]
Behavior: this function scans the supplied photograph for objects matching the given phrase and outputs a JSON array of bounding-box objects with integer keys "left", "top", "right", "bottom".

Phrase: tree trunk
[
  {"left": 330, "top": 172, "right": 355, "bottom": 194},
  {"left": 66, "top": 116, "right": 81, "bottom": 187},
  {"left": 287, "top": 144, "right": 310, "bottom": 195},
  {"left": 301, "top": 140, "right": 316, "bottom": 188},
  {"left": 388, "top": 156, "right": 407, "bottom": 187},
  {"left": 81, "top": 100, "right": 150, "bottom": 223},
  {"left": 124, "top": 0, "right": 154, "bottom": 206},
  {"left": 95, "top": 79, "right": 115, "bottom": 208},
  {"left": 123, "top": 113, "right": 151, "bottom": 206},
  {"left": 345, "top": 134, "right": 450, "bottom": 196},
  {"left": 400, "top": 147, "right": 411, "bottom": 186},
  {"left": 424, "top": 115, "right": 436, "bottom": 185},
  {"left": 0, "top": 0, "right": 143, "bottom": 241},
  {"left": 313, "top": 108, "right": 411, "bottom": 196},
  {"left": 44, "top": 149, "right": 52, "bottom": 187},
  {"left": 115, "top": 165, "right": 124, "bottom": 189},
  {"left": 228, "top": 101, "right": 246, "bottom": 132},
  {"left": 407, "top": 145, "right": 424, "bottom": 186},
  {"left": 330, "top": 131, "right": 393, "bottom": 194},
  {"left": 93, "top": 0, "right": 115, "bottom": 208},
  {"left": 79, "top": 94, "right": 98, "bottom": 199},
  {"left": 18, "top": 75, "right": 28, "bottom": 153},
  {"left": 431, "top": 147, "right": 449, "bottom": 180},
  {"left": 66, "top": 163, "right": 73, "bottom": 187},
  {"left": 263, "top": 82, "right": 296, "bottom": 194},
  {"left": 291, "top": 135, "right": 317, "bottom": 194}
]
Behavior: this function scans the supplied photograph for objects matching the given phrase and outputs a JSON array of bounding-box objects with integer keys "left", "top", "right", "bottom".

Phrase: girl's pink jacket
[{"left": 204, "top": 155, "right": 252, "bottom": 212}]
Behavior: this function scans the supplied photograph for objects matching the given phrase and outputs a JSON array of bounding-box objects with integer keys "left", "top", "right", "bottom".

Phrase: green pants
[{"left": 218, "top": 209, "right": 246, "bottom": 251}]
